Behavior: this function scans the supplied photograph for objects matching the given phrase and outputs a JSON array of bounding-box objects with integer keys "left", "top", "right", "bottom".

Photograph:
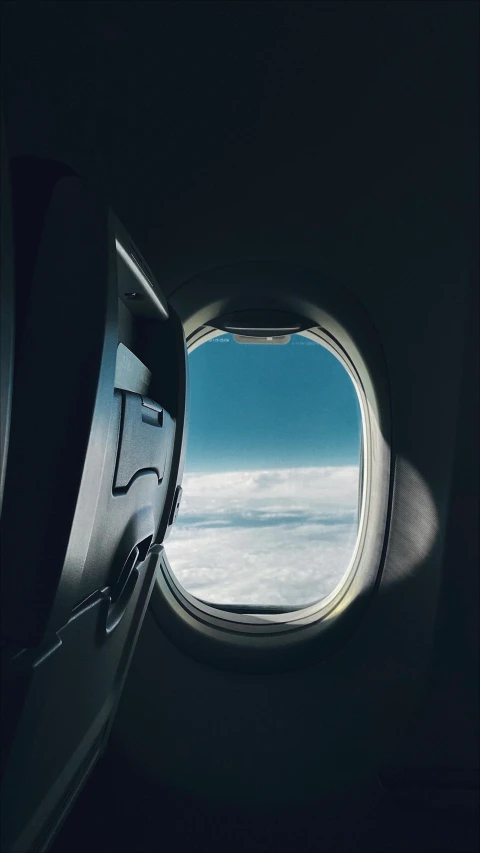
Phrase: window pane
[{"left": 166, "top": 333, "right": 362, "bottom": 608}]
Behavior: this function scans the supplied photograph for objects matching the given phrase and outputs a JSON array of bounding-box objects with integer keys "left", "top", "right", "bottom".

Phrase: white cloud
[{"left": 165, "top": 466, "right": 360, "bottom": 607}]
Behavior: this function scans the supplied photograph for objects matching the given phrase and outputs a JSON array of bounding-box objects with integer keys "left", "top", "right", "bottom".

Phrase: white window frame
[
  {"left": 150, "top": 267, "right": 391, "bottom": 672},
  {"left": 157, "top": 325, "right": 376, "bottom": 630}
]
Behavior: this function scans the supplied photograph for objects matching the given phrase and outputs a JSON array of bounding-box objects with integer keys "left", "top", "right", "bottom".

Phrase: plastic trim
[{"left": 150, "top": 264, "right": 391, "bottom": 672}]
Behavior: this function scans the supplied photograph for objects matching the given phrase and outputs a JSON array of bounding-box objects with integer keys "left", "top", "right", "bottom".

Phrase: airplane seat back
[{"left": 0, "top": 157, "right": 188, "bottom": 853}]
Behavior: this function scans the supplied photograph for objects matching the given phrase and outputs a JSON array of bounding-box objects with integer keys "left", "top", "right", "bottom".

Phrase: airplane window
[{"left": 166, "top": 332, "right": 363, "bottom": 609}]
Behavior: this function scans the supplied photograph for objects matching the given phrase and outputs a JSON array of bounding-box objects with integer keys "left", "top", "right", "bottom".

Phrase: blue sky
[
  {"left": 185, "top": 333, "right": 361, "bottom": 473},
  {"left": 167, "top": 333, "right": 362, "bottom": 606}
]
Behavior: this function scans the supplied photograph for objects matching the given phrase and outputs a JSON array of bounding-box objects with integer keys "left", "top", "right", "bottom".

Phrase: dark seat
[{"left": 0, "top": 157, "right": 188, "bottom": 853}]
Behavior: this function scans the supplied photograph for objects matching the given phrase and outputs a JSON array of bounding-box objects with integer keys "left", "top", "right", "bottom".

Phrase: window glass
[{"left": 166, "top": 332, "right": 362, "bottom": 608}]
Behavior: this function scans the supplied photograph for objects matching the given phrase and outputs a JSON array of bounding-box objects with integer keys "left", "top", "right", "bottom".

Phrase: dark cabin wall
[{"left": 1, "top": 0, "right": 478, "bottom": 810}]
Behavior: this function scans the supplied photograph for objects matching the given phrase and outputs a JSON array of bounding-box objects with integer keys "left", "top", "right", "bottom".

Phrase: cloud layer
[{"left": 165, "top": 466, "right": 360, "bottom": 607}]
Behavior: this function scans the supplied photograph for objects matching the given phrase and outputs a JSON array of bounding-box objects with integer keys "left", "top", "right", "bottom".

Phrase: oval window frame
[{"left": 150, "top": 262, "right": 392, "bottom": 672}]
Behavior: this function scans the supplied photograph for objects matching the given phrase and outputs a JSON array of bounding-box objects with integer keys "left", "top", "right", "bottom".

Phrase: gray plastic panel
[{"left": 114, "top": 392, "right": 170, "bottom": 491}]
